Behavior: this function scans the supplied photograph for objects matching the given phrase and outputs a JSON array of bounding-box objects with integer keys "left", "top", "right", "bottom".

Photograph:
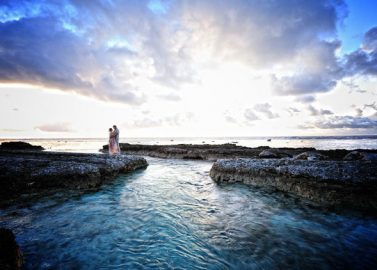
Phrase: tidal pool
[{"left": 1, "top": 158, "right": 377, "bottom": 269}]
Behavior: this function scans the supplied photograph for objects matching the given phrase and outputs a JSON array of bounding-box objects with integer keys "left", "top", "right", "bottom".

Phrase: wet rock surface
[
  {"left": 0, "top": 228, "right": 23, "bottom": 270},
  {"left": 210, "top": 158, "right": 377, "bottom": 210},
  {"left": 0, "top": 150, "right": 148, "bottom": 205},
  {"left": 102, "top": 143, "right": 377, "bottom": 161}
]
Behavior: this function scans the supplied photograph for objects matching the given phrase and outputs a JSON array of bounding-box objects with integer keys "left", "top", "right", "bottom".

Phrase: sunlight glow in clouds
[{"left": 0, "top": 0, "right": 377, "bottom": 138}]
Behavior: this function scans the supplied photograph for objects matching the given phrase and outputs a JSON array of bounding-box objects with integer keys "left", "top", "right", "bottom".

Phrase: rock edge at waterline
[
  {"left": 0, "top": 228, "right": 23, "bottom": 270},
  {"left": 102, "top": 143, "right": 377, "bottom": 161},
  {"left": 210, "top": 158, "right": 377, "bottom": 210},
  {"left": 0, "top": 150, "right": 148, "bottom": 206}
]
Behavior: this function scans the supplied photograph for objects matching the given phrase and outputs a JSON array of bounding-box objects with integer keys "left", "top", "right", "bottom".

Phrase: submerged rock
[
  {"left": 0, "top": 151, "right": 148, "bottom": 205},
  {"left": 0, "top": 141, "right": 44, "bottom": 151},
  {"left": 210, "top": 158, "right": 377, "bottom": 210},
  {"left": 0, "top": 228, "right": 23, "bottom": 270}
]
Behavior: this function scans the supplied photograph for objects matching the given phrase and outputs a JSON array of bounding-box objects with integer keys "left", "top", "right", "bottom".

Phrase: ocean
[
  {"left": 1, "top": 135, "right": 377, "bottom": 268},
  {"left": 2, "top": 157, "right": 377, "bottom": 269},
  {"left": 1, "top": 135, "right": 376, "bottom": 153}
]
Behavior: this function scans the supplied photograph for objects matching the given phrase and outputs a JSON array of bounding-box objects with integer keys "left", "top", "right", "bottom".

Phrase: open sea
[
  {"left": 1, "top": 136, "right": 377, "bottom": 269},
  {"left": 1, "top": 135, "right": 376, "bottom": 153}
]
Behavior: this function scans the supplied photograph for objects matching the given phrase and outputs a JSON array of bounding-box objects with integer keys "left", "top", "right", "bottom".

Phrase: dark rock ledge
[
  {"left": 102, "top": 143, "right": 377, "bottom": 161},
  {"left": 210, "top": 158, "right": 377, "bottom": 210},
  {"left": 0, "top": 141, "right": 44, "bottom": 151},
  {"left": 0, "top": 150, "right": 148, "bottom": 206},
  {"left": 102, "top": 143, "right": 317, "bottom": 160},
  {"left": 0, "top": 228, "right": 23, "bottom": 270}
]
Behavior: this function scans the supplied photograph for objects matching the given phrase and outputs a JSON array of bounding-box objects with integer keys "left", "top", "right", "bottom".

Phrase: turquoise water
[{"left": 1, "top": 157, "right": 377, "bottom": 269}]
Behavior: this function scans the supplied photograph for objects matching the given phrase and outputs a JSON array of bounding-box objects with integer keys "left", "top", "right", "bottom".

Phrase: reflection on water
[{"left": 1, "top": 158, "right": 377, "bottom": 269}]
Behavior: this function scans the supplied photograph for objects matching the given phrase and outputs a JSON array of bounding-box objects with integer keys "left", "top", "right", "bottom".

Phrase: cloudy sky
[{"left": 1, "top": 0, "right": 377, "bottom": 138}]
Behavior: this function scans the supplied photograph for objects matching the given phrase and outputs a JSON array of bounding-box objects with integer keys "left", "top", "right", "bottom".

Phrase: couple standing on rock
[{"left": 108, "top": 125, "right": 120, "bottom": 155}]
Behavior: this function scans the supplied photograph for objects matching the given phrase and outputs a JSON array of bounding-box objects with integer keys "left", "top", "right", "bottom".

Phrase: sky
[{"left": 0, "top": 0, "right": 377, "bottom": 138}]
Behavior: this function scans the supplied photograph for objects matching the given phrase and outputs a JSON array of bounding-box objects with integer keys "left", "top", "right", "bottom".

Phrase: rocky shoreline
[
  {"left": 0, "top": 142, "right": 148, "bottom": 268},
  {"left": 1, "top": 141, "right": 377, "bottom": 267},
  {"left": 210, "top": 158, "right": 377, "bottom": 211},
  {"left": 102, "top": 143, "right": 377, "bottom": 161},
  {"left": 0, "top": 228, "right": 23, "bottom": 270},
  {"left": 101, "top": 143, "right": 377, "bottom": 210},
  {"left": 0, "top": 149, "right": 148, "bottom": 206}
]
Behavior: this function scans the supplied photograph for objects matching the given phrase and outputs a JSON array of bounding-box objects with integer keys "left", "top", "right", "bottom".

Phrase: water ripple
[{"left": 1, "top": 157, "right": 377, "bottom": 269}]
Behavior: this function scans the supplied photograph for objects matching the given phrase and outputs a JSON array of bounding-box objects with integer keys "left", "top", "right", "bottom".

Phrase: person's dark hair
[
  {"left": 109, "top": 128, "right": 113, "bottom": 132},
  {"left": 113, "top": 125, "right": 117, "bottom": 129}
]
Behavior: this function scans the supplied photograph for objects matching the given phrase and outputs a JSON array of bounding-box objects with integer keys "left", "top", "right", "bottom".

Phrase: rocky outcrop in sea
[
  {"left": 0, "top": 150, "right": 148, "bottom": 206},
  {"left": 0, "top": 141, "right": 44, "bottom": 151},
  {"left": 0, "top": 228, "right": 23, "bottom": 270},
  {"left": 102, "top": 143, "right": 377, "bottom": 161},
  {"left": 210, "top": 158, "right": 377, "bottom": 210}
]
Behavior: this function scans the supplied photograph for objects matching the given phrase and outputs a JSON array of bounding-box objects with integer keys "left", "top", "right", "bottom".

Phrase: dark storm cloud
[
  {"left": 272, "top": 24, "right": 377, "bottom": 97},
  {"left": 0, "top": 15, "right": 145, "bottom": 104},
  {"left": 344, "top": 27, "right": 377, "bottom": 76},
  {"left": 0, "top": 0, "right": 151, "bottom": 104},
  {"left": 271, "top": 73, "right": 338, "bottom": 95},
  {"left": 0, "top": 0, "right": 356, "bottom": 102},
  {"left": 181, "top": 0, "right": 345, "bottom": 66},
  {"left": 271, "top": 40, "right": 343, "bottom": 96}
]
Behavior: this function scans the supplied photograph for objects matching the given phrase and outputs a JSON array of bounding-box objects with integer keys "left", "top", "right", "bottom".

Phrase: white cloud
[
  {"left": 244, "top": 109, "right": 260, "bottom": 122},
  {"left": 314, "top": 116, "right": 377, "bottom": 129},
  {"left": 253, "top": 103, "right": 279, "bottom": 119},
  {"left": 307, "top": 105, "right": 334, "bottom": 116},
  {"left": 35, "top": 122, "right": 73, "bottom": 132}
]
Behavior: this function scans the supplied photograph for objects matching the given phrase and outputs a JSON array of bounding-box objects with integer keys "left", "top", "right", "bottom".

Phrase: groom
[{"left": 113, "top": 125, "right": 120, "bottom": 154}]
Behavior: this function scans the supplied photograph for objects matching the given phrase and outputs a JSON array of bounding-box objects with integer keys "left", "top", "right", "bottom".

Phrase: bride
[{"left": 108, "top": 128, "right": 120, "bottom": 155}]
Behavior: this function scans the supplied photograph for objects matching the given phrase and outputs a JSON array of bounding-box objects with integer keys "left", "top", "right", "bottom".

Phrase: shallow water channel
[{"left": 1, "top": 158, "right": 377, "bottom": 269}]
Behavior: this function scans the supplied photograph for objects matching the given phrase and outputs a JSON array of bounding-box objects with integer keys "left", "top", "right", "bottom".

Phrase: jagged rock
[
  {"left": 293, "top": 151, "right": 328, "bottom": 161},
  {"left": 209, "top": 158, "right": 377, "bottom": 210},
  {"left": 0, "top": 141, "right": 44, "bottom": 151},
  {"left": 0, "top": 228, "right": 23, "bottom": 270},
  {"left": 0, "top": 151, "right": 148, "bottom": 205},
  {"left": 344, "top": 151, "right": 377, "bottom": 161}
]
